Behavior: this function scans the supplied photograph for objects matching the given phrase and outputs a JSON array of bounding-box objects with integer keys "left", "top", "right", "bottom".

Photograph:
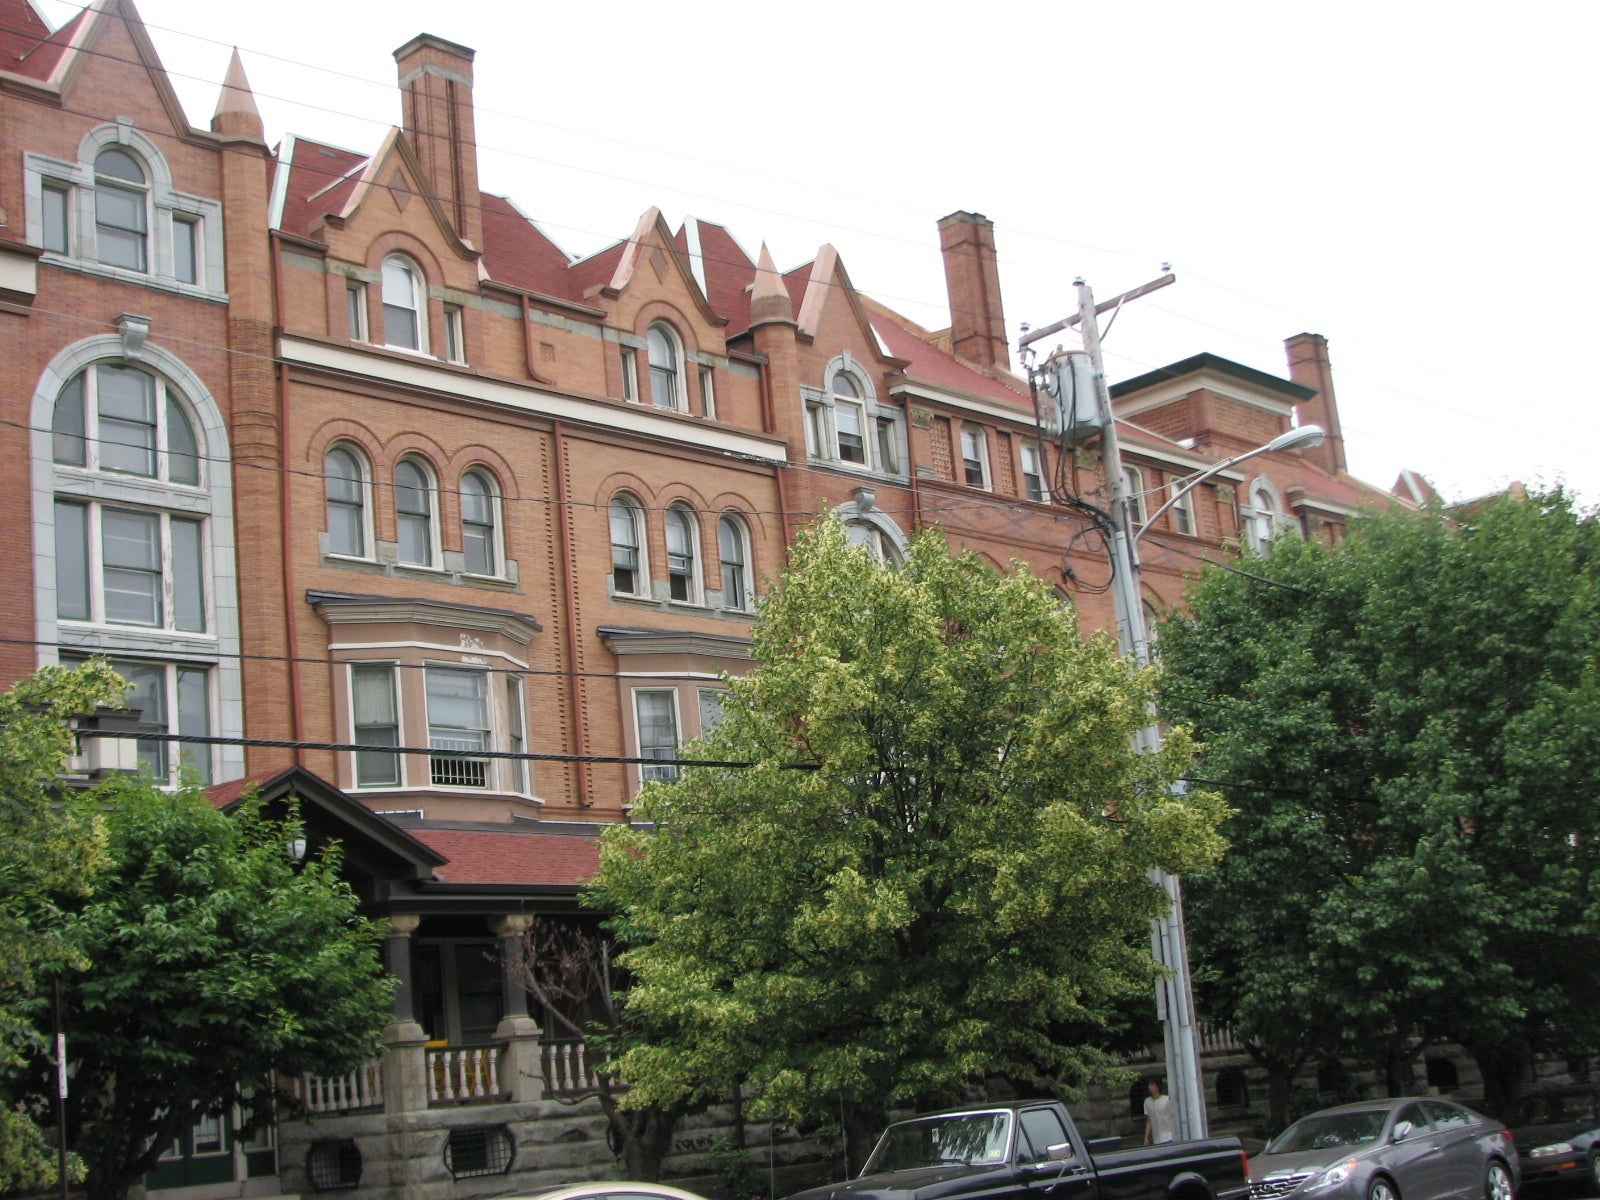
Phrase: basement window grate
[
  {"left": 305, "top": 1139, "right": 362, "bottom": 1191},
  {"left": 444, "top": 1125, "right": 515, "bottom": 1179}
]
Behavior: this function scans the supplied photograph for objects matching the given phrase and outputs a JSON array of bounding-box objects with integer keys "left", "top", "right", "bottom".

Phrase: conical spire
[
  {"left": 211, "top": 48, "right": 263, "bottom": 140},
  {"left": 749, "top": 242, "right": 794, "bottom": 326}
]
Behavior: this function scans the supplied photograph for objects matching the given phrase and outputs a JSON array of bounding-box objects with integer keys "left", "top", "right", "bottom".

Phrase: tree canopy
[
  {"left": 1159, "top": 489, "right": 1600, "bottom": 1123},
  {"left": 589, "top": 519, "right": 1227, "bottom": 1167},
  {"left": 0, "top": 661, "right": 126, "bottom": 1193}
]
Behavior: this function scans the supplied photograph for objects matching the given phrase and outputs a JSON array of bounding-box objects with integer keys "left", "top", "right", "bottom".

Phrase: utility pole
[{"left": 1021, "top": 272, "right": 1207, "bottom": 1142}]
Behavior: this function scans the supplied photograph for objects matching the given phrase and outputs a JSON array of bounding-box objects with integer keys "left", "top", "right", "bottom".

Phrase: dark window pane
[
  {"left": 171, "top": 518, "right": 205, "bottom": 632},
  {"left": 176, "top": 667, "right": 210, "bottom": 784},
  {"left": 43, "top": 183, "right": 70, "bottom": 254},
  {"left": 166, "top": 397, "right": 199, "bottom": 484},
  {"left": 54, "top": 501, "right": 90, "bottom": 620},
  {"left": 173, "top": 218, "right": 198, "bottom": 284},
  {"left": 53, "top": 373, "right": 86, "bottom": 466}
]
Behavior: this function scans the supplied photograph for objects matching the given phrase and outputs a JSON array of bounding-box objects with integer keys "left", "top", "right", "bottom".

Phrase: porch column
[
  {"left": 380, "top": 914, "right": 429, "bottom": 1113},
  {"left": 490, "top": 914, "right": 544, "bottom": 1101}
]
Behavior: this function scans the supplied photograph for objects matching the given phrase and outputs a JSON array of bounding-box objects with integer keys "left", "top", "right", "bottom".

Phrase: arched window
[
  {"left": 459, "top": 469, "right": 499, "bottom": 576},
  {"left": 845, "top": 519, "right": 904, "bottom": 566},
  {"left": 1124, "top": 466, "right": 1147, "bottom": 525},
  {"left": 381, "top": 256, "right": 426, "bottom": 352},
  {"left": 40, "top": 344, "right": 242, "bottom": 789},
  {"left": 832, "top": 371, "right": 867, "bottom": 464},
  {"left": 1249, "top": 478, "right": 1282, "bottom": 554},
  {"left": 646, "top": 323, "right": 683, "bottom": 411},
  {"left": 718, "top": 513, "right": 752, "bottom": 612},
  {"left": 665, "top": 505, "right": 700, "bottom": 604},
  {"left": 394, "top": 457, "right": 437, "bottom": 566},
  {"left": 324, "top": 445, "right": 370, "bottom": 558},
  {"left": 609, "top": 495, "right": 647, "bottom": 595},
  {"left": 94, "top": 148, "right": 148, "bottom": 272}
]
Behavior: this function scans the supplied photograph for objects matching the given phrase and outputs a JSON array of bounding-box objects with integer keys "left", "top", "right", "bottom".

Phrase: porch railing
[
  {"left": 1199, "top": 1021, "right": 1246, "bottom": 1054},
  {"left": 288, "top": 1058, "right": 384, "bottom": 1114},
  {"left": 428, "top": 1043, "right": 504, "bottom": 1104},
  {"left": 540, "top": 1037, "right": 608, "bottom": 1097}
]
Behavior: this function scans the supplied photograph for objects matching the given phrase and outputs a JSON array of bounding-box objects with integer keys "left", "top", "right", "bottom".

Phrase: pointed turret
[
  {"left": 211, "top": 48, "right": 263, "bottom": 142},
  {"left": 749, "top": 243, "right": 794, "bottom": 326}
]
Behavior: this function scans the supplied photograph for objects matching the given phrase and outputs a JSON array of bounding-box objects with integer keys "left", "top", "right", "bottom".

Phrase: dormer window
[
  {"left": 382, "top": 257, "right": 426, "bottom": 352},
  {"left": 832, "top": 372, "right": 868, "bottom": 464},
  {"left": 94, "top": 148, "right": 149, "bottom": 272},
  {"left": 804, "top": 359, "right": 905, "bottom": 477},
  {"left": 647, "top": 323, "right": 684, "bottom": 411}
]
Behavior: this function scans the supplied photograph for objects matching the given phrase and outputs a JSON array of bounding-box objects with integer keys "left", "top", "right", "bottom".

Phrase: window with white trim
[
  {"left": 620, "top": 347, "right": 639, "bottom": 401},
  {"left": 381, "top": 256, "right": 426, "bottom": 352},
  {"left": 845, "top": 519, "right": 904, "bottom": 566},
  {"left": 1020, "top": 441, "right": 1048, "bottom": 502},
  {"left": 1123, "top": 466, "right": 1147, "bottom": 525},
  {"left": 394, "top": 457, "right": 438, "bottom": 567},
  {"left": 718, "top": 513, "right": 752, "bottom": 612},
  {"left": 609, "top": 494, "right": 648, "bottom": 596},
  {"left": 426, "top": 666, "right": 491, "bottom": 788},
  {"left": 803, "top": 361, "right": 905, "bottom": 477},
  {"left": 699, "top": 365, "right": 716, "bottom": 419},
  {"left": 960, "top": 426, "right": 989, "bottom": 489},
  {"left": 1249, "top": 478, "right": 1285, "bottom": 554},
  {"left": 62, "top": 653, "right": 211, "bottom": 786},
  {"left": 459, "top": 469, "right": 500, "bottom": 577},
  {"left": 698, "top": 688, "right": 727, "bottom": 735},
  {"left": 444, "top": 304, "right": 466, "bottom": 364},
  {"left": 833, "top": 372, "right": 868, "bottom": 464},
  {"left": 664, "top": 505, "right": 700, "bottom": 604},
  {"left": 634, "top": 688, "right": 680, "bottom": 782},
  {"left": 346, "top": 281, "right": 369, "bottom": 341},
  {"left": 646, "top": 323, "right": 684, "bottom": 411},
  {"left": 1168, "top": 481, "right": 1196, "bottom": 535},
  {"left": 324, "top": 444, "right": 371, "bottom": 558},
  {"left": 25, "top": 126, "right": 225, "bottom": 296},
  {"left": 350, "top": 663, "right": 401, "bottom": 787}
]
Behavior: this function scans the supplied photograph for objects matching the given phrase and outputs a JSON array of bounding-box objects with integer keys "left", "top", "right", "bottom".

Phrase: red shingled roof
[
  {"left": 205, "top": 771, "right": 280, "bottom": 809},
  {"left": 479, "top": 194, "right": 576, "bottom": 300},
  {"left": 565, "top": 241, "right": 626, "bottom": 299},
  {"left": 0, "top": 0, "right": 80, "bottom": 81},
  {"left": 278, "top": 137, "right": 368, "bottom": 235},
  {"left": 410, "top": 828, "right": 600, "bottom": 887},
  {"left": 867, "top": 304, "right": 1030, "bottom": 411},
  {"left": 677, "top": 220, "right": 756, "bottom": 335}
]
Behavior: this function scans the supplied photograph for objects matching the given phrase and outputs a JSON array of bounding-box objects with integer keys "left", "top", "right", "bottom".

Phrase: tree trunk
[
  {"left": 1265, "top": 1059, "right": 1297, "bottom": 1132},
  {"left": 598, "top": 1095, "right": 682, "bottom": 1182},
  {"left": 842, "top": 1102, "right": 885, "bottom": 1178},
  {"left": 1472, "top": 1046, "right": 1526, "bottom": 1119}
]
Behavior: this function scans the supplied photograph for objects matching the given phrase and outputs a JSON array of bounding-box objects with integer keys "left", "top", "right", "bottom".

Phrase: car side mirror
[
  {"left": 1392, "top": 1121, "right": 1414, "bottom": 1142},
  {"left": 1047, "top": 1143, "right": 1076, "bottom": 1162}
]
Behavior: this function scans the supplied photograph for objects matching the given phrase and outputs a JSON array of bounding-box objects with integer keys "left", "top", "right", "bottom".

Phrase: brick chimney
[
  {"left": 1285, "top": 332, "right": 1348, "bottom": 476},
  {"left": 394, "top": 34, "right": 482, "bottom": 251},
  {"left": 938, "top": 211, "right": 1009, "bottom": 370}
]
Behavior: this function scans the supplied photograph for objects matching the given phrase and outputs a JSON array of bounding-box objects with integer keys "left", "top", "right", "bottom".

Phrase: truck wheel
[
  {"left": 1368, "top": 1177, "right": 1399, "bottom": 1200},
  {"left": 1586, "top": 1150, "right": 1599, "bottom": 1196},
  {"left": 1485, "top": 1160, "right": 1514, "bottom": 1200}
]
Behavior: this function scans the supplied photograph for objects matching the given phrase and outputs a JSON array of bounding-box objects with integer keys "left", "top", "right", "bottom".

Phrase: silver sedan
[{"left": 1250, "top": 1098, "right": 1519, "bottom": 1200}]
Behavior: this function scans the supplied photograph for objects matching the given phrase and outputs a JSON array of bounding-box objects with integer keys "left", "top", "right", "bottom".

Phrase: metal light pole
[{"left": 1022, "top": 275, "right": 1324, "bottom": 1143}]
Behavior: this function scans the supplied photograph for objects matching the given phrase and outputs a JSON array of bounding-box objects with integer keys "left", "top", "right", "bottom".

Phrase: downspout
[
  {"left": 902, "top": 396, "right": 923, "bottom": 532},
  {"left": 550, "top": 419, "right": 589, "bottom": 806},
  {"left": 756, "top": 355, "right": 794, "bottom": 547},
  {"left": 268, "top": 230, "right": 305, "bottom": 763}
]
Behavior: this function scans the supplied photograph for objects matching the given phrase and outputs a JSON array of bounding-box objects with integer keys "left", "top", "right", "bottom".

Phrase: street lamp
[
  {"left": 1136, "top": 425, "right": 1325, "bottom": 546},
  {"left": 1035, "top": 278, "right": 1325, "bottom": 1142}
]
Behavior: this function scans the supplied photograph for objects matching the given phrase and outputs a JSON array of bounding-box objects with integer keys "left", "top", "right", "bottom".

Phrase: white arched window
[
  {"left": 1249, "top": 478, "right": 1283, "bottom": 554},
  {"left": 381, "top": 256, "right": 426, "bottom": 352},
  {"left": 665, "top": 505, "right": 700, "bottom": 604},
  {"left": 94, "top": 148, "right": 148, "bottom": 272},
  {"left": 845, "top": 519, "right": 904, "bottom": 566},
  {"left": 324, "top": 444, "right": 371, "bottom": 558},
  {"left": 718, "top": 513, "right": 752, "bottom": 611},
  {"left": 609, "top": 494, "right": 648, "bottom": 596},
  {"left": 646, "top": 323, "right": 684, "bottom": 411},
  {"left": 35, "top": 338, "right": 243, "bottom": 788},
  {"left": 394, "top": 457, "right": 437, "bottom": 566},
  {"left": 460, "top": 469, "right": 500, "bottom": 577},
  {"left": 1123, "top": 466, "right": 1147, "bottom": 525}
]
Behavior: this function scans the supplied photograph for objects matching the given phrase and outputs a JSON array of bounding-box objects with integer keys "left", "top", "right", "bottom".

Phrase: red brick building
[{"left": 0, "top": 3, "right": 1401, "bottom": 1196}]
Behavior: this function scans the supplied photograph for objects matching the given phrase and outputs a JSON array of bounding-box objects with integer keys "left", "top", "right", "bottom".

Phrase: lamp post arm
[{"left": 1133, "top": 427, "right": 1322, "bottom": 546}]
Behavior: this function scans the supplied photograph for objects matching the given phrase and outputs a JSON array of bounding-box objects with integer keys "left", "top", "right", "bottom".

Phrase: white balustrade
[
  {"left": 291, "top": 1058, "right": 383, "bottom": 1113},
  {"left": 427, "top": 1044, "right": 504, "bottom": 1104}
]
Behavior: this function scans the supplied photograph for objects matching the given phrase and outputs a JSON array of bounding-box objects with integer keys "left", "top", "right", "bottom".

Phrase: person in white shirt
[{"left": 1144, "top": 1078, "right": 1176, "bottom": 1145}]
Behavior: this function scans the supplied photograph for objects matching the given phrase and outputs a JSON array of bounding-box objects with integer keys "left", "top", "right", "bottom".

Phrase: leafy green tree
[
  {"left": 0, "top": 661, "right": 127, "bottom": 1192},
  {"left": 590, "top": 520, "right": 1227, "bottom": 1170},
  {"left": 49, "top": 778, "right": 395, "bottom": 1200},
  {"left": 1160, "top": 489, "right": 1600, "bottom": 1121}
]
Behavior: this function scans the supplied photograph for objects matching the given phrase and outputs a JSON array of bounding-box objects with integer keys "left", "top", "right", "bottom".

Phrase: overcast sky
[{"left": 44, "top": 0, "right": 1600, "bottom": 505}]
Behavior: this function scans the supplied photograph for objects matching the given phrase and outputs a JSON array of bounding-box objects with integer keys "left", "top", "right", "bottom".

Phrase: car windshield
[
  {"left": 1509, "top": 1092, "right": 1599, "bottom": 1126},
  {"left": 863, "top": 1112, "right": 1012, "bottom": 1173},
  {"left": 1266, "top": 1111, "right": 1389, "bottom": 1154}
]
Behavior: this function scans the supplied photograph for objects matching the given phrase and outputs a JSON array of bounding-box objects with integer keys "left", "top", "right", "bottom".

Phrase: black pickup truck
[{"left": 785, "top": 1100, "right": 1249, "bottom": 1200}]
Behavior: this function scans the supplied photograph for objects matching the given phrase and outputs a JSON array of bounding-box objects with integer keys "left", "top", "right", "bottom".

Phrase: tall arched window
[
  {"left": 665, "top": 505, "right": 700, "bottom": 603},
  {"left": 1250, "top": 479, "right": 1281, "bottom": 554},
  {"left": 381, "top": 256, "right": 426, "bottom": 352},
  {"left": 832, "top": 371, "right": 867, "bottom": 464},
  {"left": 1124, "top": 466, "right": 1147, "bottom": 525},
  {"left": 40, "top": 345, "right": 242, "bottom": 788},
  {"left": 647, "top": 323, "right": 683, "bottom": 411},
  {"left": 94, "top": 148, "right": 148, "bottom": 272},
  {"left": 324, "top": 445, "right": 370, "bottom": 558},
  {"left": 718, "top": 513, "right": 751, "bottom": 611},
  {"left": 460, "top": 469, "right": 500, "bottom": 576},
  {"left": 610, "top": 495, "right": 647, "bottom": 595},
  {"left": 845, "top": 519, "right": 904, "bottom": 566},
  {"left": 394, "top": 457, "right": 437, "bottom": 566}
]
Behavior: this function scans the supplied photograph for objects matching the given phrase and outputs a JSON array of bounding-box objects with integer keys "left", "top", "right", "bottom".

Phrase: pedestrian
[{"left": 1144, "top": 1078, "right": 1176, "bottom": 1145}]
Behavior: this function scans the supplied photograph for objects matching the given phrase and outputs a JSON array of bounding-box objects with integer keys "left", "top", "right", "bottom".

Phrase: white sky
[{"left": 44, "top": 0, "right": 1600, "bottom": 504}]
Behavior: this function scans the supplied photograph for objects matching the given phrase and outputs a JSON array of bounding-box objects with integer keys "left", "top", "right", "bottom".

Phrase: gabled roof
[
  {"left": 479, "top": 194, "right": 577, "bottom": 301},
  {"left": 676, "top": 219, "right": 758, "bottom": 335},
  {"left": 277, "top": 136, "right": 369, "bottom": 234},
  {"left": 865, "top": 299, "right": 1030, "bottom": 411},
  {"left": 1111, "top": 352, "right": 1318, "bottom": 403},
  {"left": 410, "top": 827, "right": 599, "bottom": 888},
  {"left": 0, "top": 0, "right": 82, "bottom": 81}
]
